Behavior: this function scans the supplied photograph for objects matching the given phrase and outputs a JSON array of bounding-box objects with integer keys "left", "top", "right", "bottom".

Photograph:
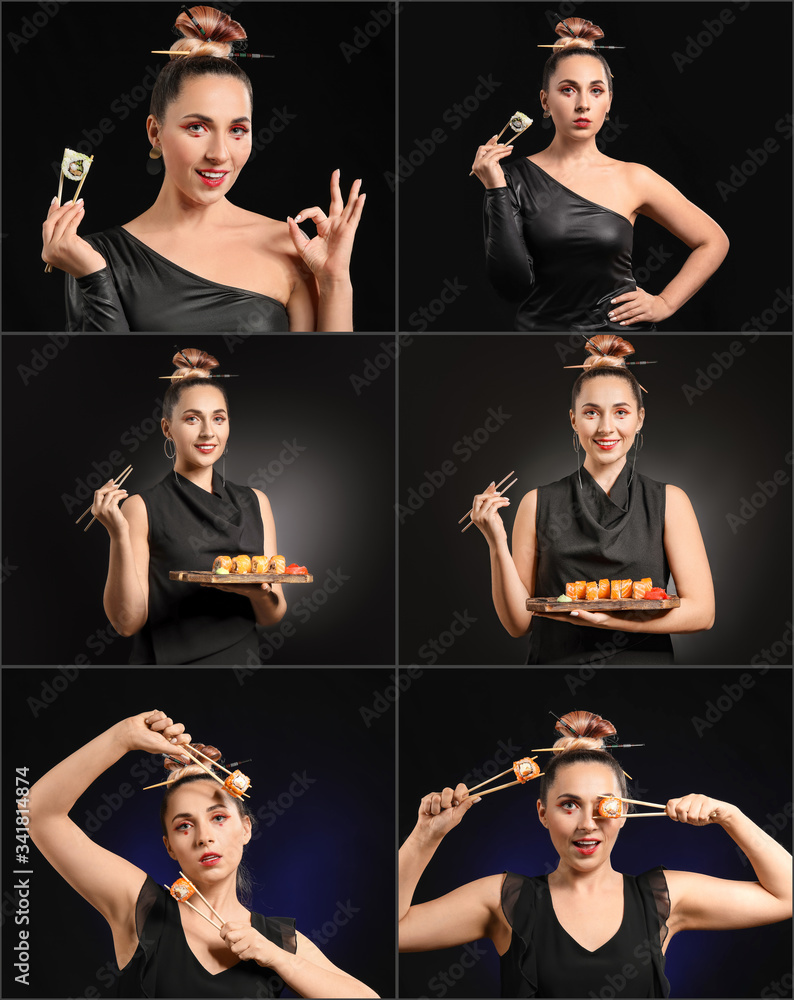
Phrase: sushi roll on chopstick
[{"left": 44, "top": 147, "right": 95, "bottom": 273}]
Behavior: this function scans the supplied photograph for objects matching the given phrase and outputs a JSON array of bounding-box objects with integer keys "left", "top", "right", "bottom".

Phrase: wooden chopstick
[
  {"left": 78, "top": 466, "right": 133, "bottom": 532},
  {"left": 461, "top": 477, "right": 517, "bottom": 533},
  {"left": 164, "top": 886, "right": 223, "bottom": 929},
  {"left": 469, "top": 772, "right": 545, "bottom": 799},
  {"left": 179, "top": 871, "right": 226, "bottom": 926},
  {"left": 615, "top": 795, "right": 667, "bottom": 810},
  {"left": 458, "top": 471, "right": 515, "bottom": 523}
]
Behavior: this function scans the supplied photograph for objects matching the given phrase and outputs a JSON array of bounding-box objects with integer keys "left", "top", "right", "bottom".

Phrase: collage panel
[
  {"left": 2, "top": 334, "right": 395, "bottom": 666},
  {"left": 398, "top": 2, "right": 792, "bottom": 333},
  {"left": 398, "top": 334, "right": 792, "bottom": 667},
  {"left": 4, "top": 1, "right": 394, "bottom": 333},
  {"left": 398, "top": 667, "right": 793, "bottom": 999},
  {"left": 2, "top": 666, "right": 396, "bottom": 999}
]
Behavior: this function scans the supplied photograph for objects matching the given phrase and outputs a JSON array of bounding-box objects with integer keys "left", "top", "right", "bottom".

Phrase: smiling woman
[
  {"left": 41, "top": 5, "right": 364, "bottom": 332},
  {"left": 469, "top": 334, "right": 715, "bottom": 664}
]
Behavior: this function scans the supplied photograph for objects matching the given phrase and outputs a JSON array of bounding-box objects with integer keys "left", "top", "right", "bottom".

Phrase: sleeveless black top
[
  {"left": 500, "top": 869, "right": 671, "bottom": 998},
  {"left": 131, "top": 472, "right": 264, "bottom": 665},
  {"left": 115, "top": 875, "right": 296, "bottom": 998},
  {"left": 483, "top": 158, "right": 655, "bottom": 332},
  {"left": 65, "top": 227, "right": 290, "bottom": 332},
  {"left": 528, "top": 464, "right": 674, "bottom": 664}
]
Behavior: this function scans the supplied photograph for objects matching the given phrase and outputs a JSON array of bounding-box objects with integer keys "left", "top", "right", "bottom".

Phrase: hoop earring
[
  {"left": 542, "top": 109, "right": 551, "bottom": 118},
  {"left": 222, "top": 445, "right": 227, "bottom": 488},
  {"left": 163, "top": 438, "right": 176, "bottom": 460},
  {"left": 627, "top": 433, "right": 642, "bottom": 488},
  {"left": 572, "top": 431, "right": 580, "bottom": 453}
]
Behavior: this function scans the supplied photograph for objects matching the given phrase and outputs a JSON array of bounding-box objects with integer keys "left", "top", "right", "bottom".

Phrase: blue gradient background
[{"left": 398, "top": 667, "right": 792, "bottom": 999}]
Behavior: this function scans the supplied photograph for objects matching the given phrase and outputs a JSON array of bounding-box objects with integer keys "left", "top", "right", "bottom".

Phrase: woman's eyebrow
[{"left": 180, "top": 113, "right": 251, "bottom": 124}]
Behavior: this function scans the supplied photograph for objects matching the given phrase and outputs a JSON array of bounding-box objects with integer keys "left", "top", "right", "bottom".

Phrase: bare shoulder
[
  {"left": 121, "top": 494, "right": 148, "bottom": 526},
  {"left": 516, "top": 488, "right": 538, "bottom": 515},
  {"left": 665, "top": 483, "right": 694, "bottom": 511}
]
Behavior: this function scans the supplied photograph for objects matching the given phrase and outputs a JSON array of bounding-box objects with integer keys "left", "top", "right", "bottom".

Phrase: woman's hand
[
  {"left": 114, "top": 710, "right": 192, "bottom": 758},
  {"left": 470, "top": 135, "right": 512, "bottom": 189},
  {"left": 220, "top": 922, "right": 278, "bottom": 966},
  {"left": 607, "top": 287, "right": 675, "bottom": 326},
  {"left": 91, "top": 477, "right": 131, "bottom": 538},
  {"left": 665, "top": 793, "right": 731, "bottom": 826},
  {"left": 200, "top": 581, "right": 273, "bottom": 597},
  {"left": 469, "top": 481, "right": 510, "bottom": 546},
  {"left": 415, "top": 783, "right": 479, "bottom": 843},
  {"left": 42, "top": 198, "right": 107, "bottom": 277},
  {"left": 287, "top": 170, "right": 365, "bottom": 286}
]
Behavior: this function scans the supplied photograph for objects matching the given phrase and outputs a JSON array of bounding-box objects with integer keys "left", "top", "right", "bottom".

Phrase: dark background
[
  {"left": 1, "top": 667, "right": 396, "bottom": 998},
  {"left": 398, "top": 334, "right": 793, "bottom": 666},
  {"left": 2, "top": 334, "right": 396, "bottom": 665},
  {"left": 398, "top": 668, "right": 793, "bottom": 999},
  {"left": 397, "top": 2, "right": 793, "bottom": 332},
  {"left": 2, "top": 1, "right": 395, "bottom": 332}
]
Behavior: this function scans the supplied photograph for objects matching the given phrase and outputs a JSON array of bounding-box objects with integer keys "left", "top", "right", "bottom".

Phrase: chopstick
[
  {"left": 164, "top": 884, "right": 224, "bottom": 930},
  {"left": 615, "top": 795, "right": 667, "bottom": 810},
  {"left": 470, "top": 774, "right": 545, "bottom": 799},
  {"left": 45, "top": 154, "right": 94, "bottom": 273},
  {"left": 188, "top": 745, "right": 253, "bottom": 790},
  {"left": 75, "top": 465, "right": 132, "bottom": 532},
  {"left": 460, "top": 472, "right": 517, "bottom": 533},
  {"left": 179, "top": 871, "right": 226, "bottom": 926}
]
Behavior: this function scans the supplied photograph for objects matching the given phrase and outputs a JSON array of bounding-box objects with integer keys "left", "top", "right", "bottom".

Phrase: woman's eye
[
  {"left": 230, "top": 126, "right": 249, "bottom": 136},
  {"left": 175, "top": 822, "right": 191, "bottom": 831},
  {"left": 212, "top": 813, "right": 229, "bottom": 823},
  {"left": 184, "top": 123, "right": 207, "bottom": 134}
]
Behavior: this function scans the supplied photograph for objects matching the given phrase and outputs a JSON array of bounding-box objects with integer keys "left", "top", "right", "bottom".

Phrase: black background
[
  {"left": 2, "top": 334, "right": 396, "bottom": 665},
  {"left": 398, "top": 668, "right": 792, "bottom": 999},
  {"left": 2, "top": 1, "right": 395, "bottom": 332},
  {"left": 398, "top": 334, "right": 793, "bottom": 666},
  {"left": 398, "top": 2, "right": 793, "bottom": 332},
  {"left": 1, "top": 667, "right": 396, "bottom": 999}
]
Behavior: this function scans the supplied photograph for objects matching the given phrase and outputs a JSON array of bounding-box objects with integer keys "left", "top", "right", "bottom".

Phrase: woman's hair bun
[
  {"left": 552, "top": 16, "right": 604, "bottom": 52},
  {"left": 551, "top": 710, "right": 617, "bottom": 753},
  {"left": 163, "top": 742, "right": 222, "bottom": 777},
  {"left": 582, "top": 334, "right": 635, "bottom": 372},
  {"left": 169, "top": 5, "right": 247, "bottom": 59},
  {"left": 170, "top": 348, "right": 220, "bottom": 382}
]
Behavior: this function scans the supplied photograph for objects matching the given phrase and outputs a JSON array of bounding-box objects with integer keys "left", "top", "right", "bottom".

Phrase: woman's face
[
  {"left": 162, "top": 382, "right": 230, "bottom": 472},
  {"left": 570, "top": 375, "right": 644, "bottom": 472},
  {"left": 149, "top": 74, "right": 252, "bottom": 204},
  {"left": 537, "top": 761, "right": 626, "bottom": 869},
  {"left": 541, "top": 53, "right": 612, "bottom": 136},
  {"left": 163, "top": 779, "right": 251, "bottom": 882}
]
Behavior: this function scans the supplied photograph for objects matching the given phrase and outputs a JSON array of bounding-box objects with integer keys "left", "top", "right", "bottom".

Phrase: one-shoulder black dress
[
  {"left": 483, "top": 158, "right": 656, "bottom": 332},
  {"left": 131, "top": 471, "right": 265, "bottom": 665},
  {"left": 115, "top": 875, "right": 296, "bottom": 998},
  {"left": 528, "top": 463, "right": 674, "bottom": 664},
  {"left": 500, "top": 869, "right": 671, "bottom": 998},
  {"left": 65, "top": 227, "right": 290, "bottom": 332}
]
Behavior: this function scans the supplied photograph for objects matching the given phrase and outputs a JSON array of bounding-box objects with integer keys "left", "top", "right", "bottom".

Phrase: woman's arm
[
  {"left": 219, "top": 925, "right": 379, "bottom": 998},
  {"left": 399, "top": 783, "right": 508, "bottom": 953},
  {"left": 247, "top": 490, "right": 288, "bottom": 626},
  {"left": 22, "top": 711, "right": 191, "bottom": 932},
  {"left": 94, "top": 483, "right": 150, "bottom": 637},
  {"left": 608, "top": 163, "right": 730, "bottom": 326},
  {"left": 549, "top": 484, "right": 715, "bottom": 634},
  {"left": 662, "top": 794, "right": 792, "bottom": 937},
  {"left": 287, "top": 171, "right": 365, "bottom": 332},
  {"left": 470, "top": 485, "right": 536, "bottom": 638}
]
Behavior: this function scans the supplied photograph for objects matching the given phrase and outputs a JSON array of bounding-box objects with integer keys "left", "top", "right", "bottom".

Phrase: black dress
[
  {"left": 500, "top": 869, "right": 671, "bottom": 998},
  {"left": 64, "top": 227, "right": 290, "bottom": 332},
  {"left": 115, "top": 875, "right": 296, "bottom": 998},
  {"left": 483, "top": 158, "right": 656, "bottom": 332},
  {"left": 131, "top": 471, "right": 264, "bottom": 665},
  {"left": 528, "top": 463, "right": 674, "bottom": 665}
]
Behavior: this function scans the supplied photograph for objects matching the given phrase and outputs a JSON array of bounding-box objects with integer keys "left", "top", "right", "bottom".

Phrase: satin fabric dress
[
  {"left": 527, "top": 463, "right": 675, "bottom": 665},
  {"left": 65, "top": 227, "right": 290, "bottom": 332},
  {"left": 130, "top": 471, "right": 265, "bottom": 665},
  {"left": 483, "top": 158, "right": 656, "bottom": 332},
  {"left": 499, "top": 869, "right": 671, "bottom": 998},
  {"left": 114, "top": 875, "right": 295, "bottom": 998}
]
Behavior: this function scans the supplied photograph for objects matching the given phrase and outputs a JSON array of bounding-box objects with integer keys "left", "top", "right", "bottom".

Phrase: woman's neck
[
  {"left": 174, "top": 463, "right": 216, "bottom": 494},
  {"left": 537, "top": 134, "right": 605, "bottom": 167},
  {"left": 582, "top": 456, "right": 626, "bottom": 496},
  {"left": 132, "top": 178, "right": 238, "bottom": 233},
  {"left": 190, "top": 872, "right": 249, "bottom": 920},
  {"left": 549, "top": 860, "right": 622, "bottom": 893}
]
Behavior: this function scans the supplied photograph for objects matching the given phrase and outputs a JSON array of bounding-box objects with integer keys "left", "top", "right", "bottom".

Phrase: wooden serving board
[
  {"left": 526, "top": 596, "right": 680, "bottom": 612},
  {"left": 170, "top": 570, "right": 313, "bottom": 584}
]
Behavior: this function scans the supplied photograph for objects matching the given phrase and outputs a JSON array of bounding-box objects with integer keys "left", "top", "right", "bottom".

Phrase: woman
[
  {"left": 399, "top": 710, "right": 792, "bottom": 998},
  {"left": 41, "top": 5, "right": 364, "bottom": 332},
  {"left": 23, "top": 708, "right": 378, "bottom": 998},
  {"left": 470, "top": 334, "right": 714, "bottom": 664},
  {"left": 472, "top": 16, "right": 729, "bottom": 331},
  {"left": 93, "top": 348, "right": 285, "bottom": 665}
]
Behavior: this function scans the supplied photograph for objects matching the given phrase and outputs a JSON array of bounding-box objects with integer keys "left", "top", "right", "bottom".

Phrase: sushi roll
[
  {"left": 223, "top": 770, "right": 251, "bottom": 798},
  {"left": 597, "top": 796, "right": 623, "bottom": 818},
  {"left": 620, "top": 579, "right": 632, "bottom": 599},
  {"left": 267, "top": 555, "right": 286, "bottom": 575},
  {"left": 512, "top": 757, "right": 541, "bottom": 783},
  {"left": 585, "top": 581, "right": 598, "bottom": 601},
  {"left": 212, "top": 555, "right": 233, "bottom": 573},
  {"left": 250, "top": 555, "right": 268, "bottom": 574},
  {"left": 565, "top": 582, "right": 577, "bottom": 599},
  {"left": 598, "top": 578, "right": 610, "bottom": 599},
  {"left": 633, "top": 580, "right": 650, "bottom": 600},
  {"left": 231, "top": 554, "right": 252, "bottom": 574},
  {"left": 61, "top": 148, "right": 93, "bottom": 181},
  {"left": 168, "top": 877, "right": 196, "bottom": 901},
  {"left": 573, "top": 580, "right": 586, "bottom": 600},
  {"left": 508, "top": 111, "right": 533, "bottom": 134},
  {"left": 610, "top": 580, "right": 621, "bottom": 600}
]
